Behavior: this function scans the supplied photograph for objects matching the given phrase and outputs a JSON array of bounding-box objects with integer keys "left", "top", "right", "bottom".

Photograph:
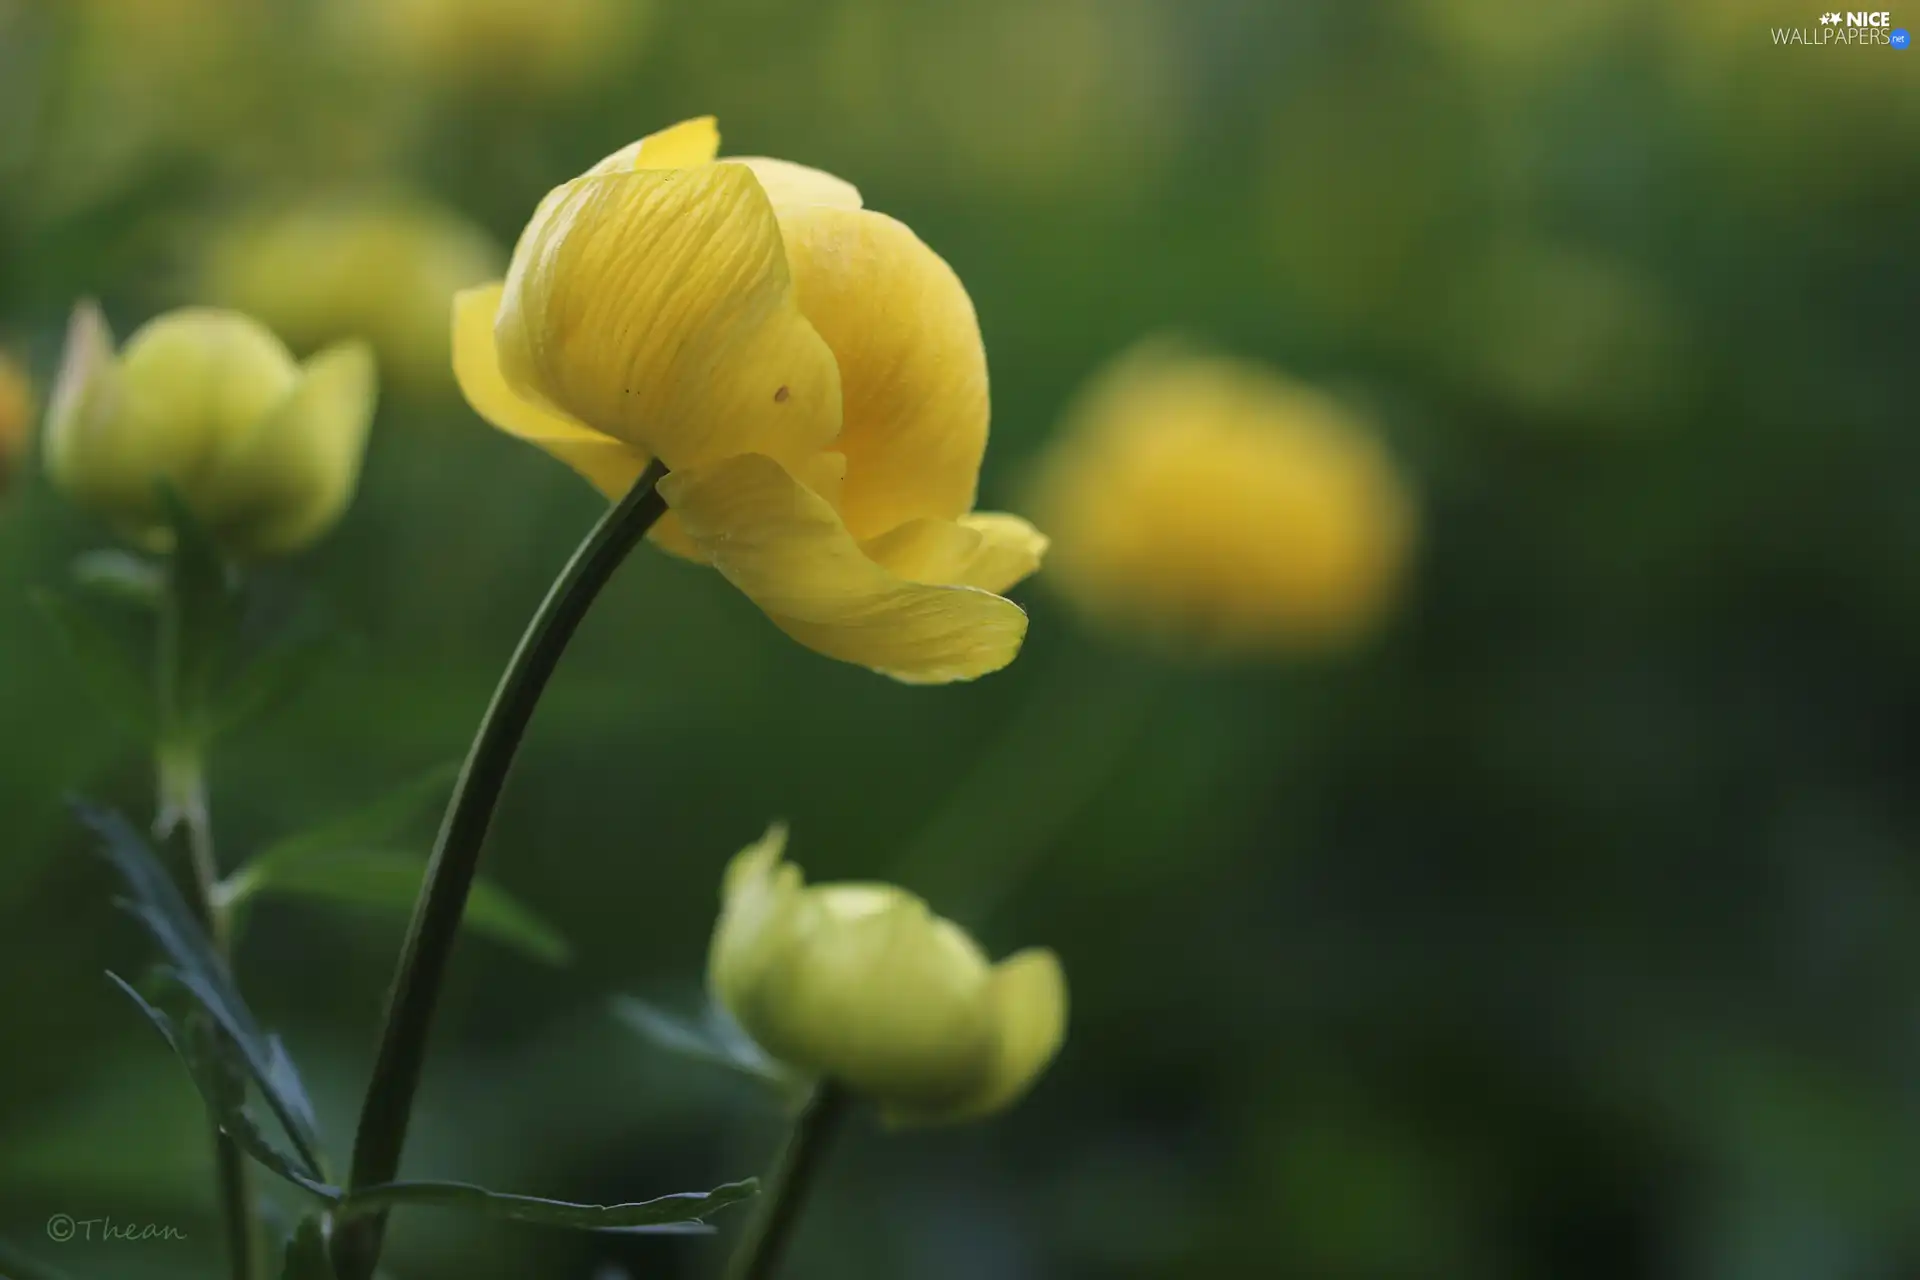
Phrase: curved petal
[
  {"left": 710, "top": 823, "right": 806, "bottom": 1014},
  {"left": 861, "top": 512, "right": 1048, "bottom": 594},
  {"left": 660, "top": 453, "right": 1029, "bottom": 684},
  {"left": 584, "top": 115, "right": 722, "bottom": 176},
  {"left": 207, "top": 340, "right": 377, "bottom": 556},
  {"left": 735, "top": 157, "right": 863, "bottom": 210},
  {"left": 775, "top": 206, "right": 988, "bottom": 540},
  {"left": 509, "top": 118, "right": 727, "bottom": 269},
  {"left": 452, "top": 283, "right": 650, "bottom": 498},
  {"left": 495, "top": 164, "right": 842, "bottom": 473},
  {"left": 899, "top": 947, "right": 1065, "bottom": 1125},
  {"left": 41, "top": 301, "right": 130, "bottom": 512}
]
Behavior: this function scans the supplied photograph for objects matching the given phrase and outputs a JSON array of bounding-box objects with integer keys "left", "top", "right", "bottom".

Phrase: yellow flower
[
  {"left": 202, "top": 196, "right": 502, "bottom": 396},
  {"left": 0, "top": 352, "right": 35, "bottom": 493},
  {"left": 454, "top": 117, "right": 1046, "bottom": 684},
  {"left": 1031, "top": 343, "right": 1415, "bottom": 654},
  {"left": 44, "top": 303, "right": 376, "bottom": 558},
  {"left": 359, "top": 0, "right": 645, "bottom": 92},
  {"left": 709, "top": 825, "right": 1066, "bottom": 1125}
]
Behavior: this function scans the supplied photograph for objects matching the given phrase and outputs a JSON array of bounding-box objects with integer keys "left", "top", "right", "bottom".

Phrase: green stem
[
  {"left": 332, "top": 462, "right": 670, "bottom": 1280},
  {"left": 157, "top": 746, "right": 259, "bottom": 1280},
  {"left": 725, "top": 1084, "right": 852, "bottom": 1280}
]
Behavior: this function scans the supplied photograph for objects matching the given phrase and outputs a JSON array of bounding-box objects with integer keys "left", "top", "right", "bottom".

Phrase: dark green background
[{"left": 3, "top": 1, "right": 1918, "bottom": 1276}]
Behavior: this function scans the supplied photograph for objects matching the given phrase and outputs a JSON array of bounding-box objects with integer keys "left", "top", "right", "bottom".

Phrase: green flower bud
[
  {"left": 44, "top": 302, "right": 376, "bottom": 557},
  {"left": 709, "top": 825, "right": 1066, "bottom": 1125}
]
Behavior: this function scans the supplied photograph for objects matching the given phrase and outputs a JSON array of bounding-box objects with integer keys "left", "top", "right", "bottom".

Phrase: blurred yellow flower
[
  {"left": 0, "top": 353, "right": 35, "bottom": 493},
  {"left": 1031, "top": 343, "right": 1416, "bottom": 655},
  {"left": 44, "top": 304, "right": 376, "bottom": 558},
  {"left": 359, "top": 0, "right": 646, "bottom": 92},
  {"left": 710, "top": 824, "right": 1066, "bottom": 1126},
  {"left": 454, "top": 116, "right": 1046, "bottom": 684},
  {"left": 202, "top": 197, "right": 502, "bottom": 396}
]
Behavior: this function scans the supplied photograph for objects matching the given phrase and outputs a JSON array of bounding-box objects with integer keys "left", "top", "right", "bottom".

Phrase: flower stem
[
  {"left": 157, "top": 746, "right": 258, "bottom": 1280},
  {"left": 332, "top": 462, "right": 670, "bottom": 1280},
  {"left": 725, "top": 1083, "right": 853, "bottom": 1280}
]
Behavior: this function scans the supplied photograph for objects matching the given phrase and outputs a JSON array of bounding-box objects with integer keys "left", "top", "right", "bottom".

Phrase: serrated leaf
[
  {"left": 610, "top": 996, "right": 797, "bottom": 1091},
  {"left": 32, "top": 588, "right": 155, "bottom": 735},
  {"left": 337, "top": 1177, "right": 759, "bottom": 1233},
  {"left": 80, "top": 802, "right": 326, "bottom": 1178},
  {"left": 280, "top": 1216, "right": 338, "bottom": 1280},
  {"left": 106, "top": 972, "right": 336, "bottom": 1202},
  {"left": 233, "top": 848, "right": 572, "bottom": 967}
]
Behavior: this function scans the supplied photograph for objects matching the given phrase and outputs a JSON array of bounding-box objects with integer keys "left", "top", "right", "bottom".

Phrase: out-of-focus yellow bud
[
  {"left": 360, "top": 0, "right": 645, "bottom": 92},
  {"left": 709, "top": 825, "right": 1066, "bottom": 1126},
  {"left": 0, "top": 353, "right": 35, "bottom": 492},
  {"left": 202, "top": 197, "right": 501, "bottom": 396},
  {"left": 454, "top": 117, "right": 1047, "bottom": 684},
  {"left": 44, "top": 304, "right": 376, "bottom": 558},
  {"left": 1031, "top": 343, "right": 1416, "bottom": 655}
]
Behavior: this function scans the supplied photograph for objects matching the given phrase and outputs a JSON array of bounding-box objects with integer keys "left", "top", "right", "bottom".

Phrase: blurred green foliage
[{"left": 3, "top": 0, "right": 1919, "bottom": 1276}]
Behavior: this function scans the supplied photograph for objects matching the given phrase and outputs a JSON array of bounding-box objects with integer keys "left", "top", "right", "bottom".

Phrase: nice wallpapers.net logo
[{"left": 1774, "top": 10, "right": 1913, "bottom": 45}]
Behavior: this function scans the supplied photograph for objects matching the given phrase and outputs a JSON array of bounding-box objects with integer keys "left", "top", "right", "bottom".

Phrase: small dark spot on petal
[{"left": 774, "top": 385, "right": 791, "bottom": 403}]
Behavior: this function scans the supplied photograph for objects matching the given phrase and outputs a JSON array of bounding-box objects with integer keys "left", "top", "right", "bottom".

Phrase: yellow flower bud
[
  {"left": 0, "top": 352, "right": 35, "bottom": 493},
  {"left": 44, "top": 304, "right": 377, "bottom": 558},
  {"left": 202, "top": 196, "right": 502, "bottom": 397},
  {"left": 454, "top": 117, "right": 1047, "bottom": 684},
  {"left": 1031, "top": 342, "right": 1416, "bottom": 654},
  {"left": 709, "top": 825, "right": 1066, "bottom": 1126}
]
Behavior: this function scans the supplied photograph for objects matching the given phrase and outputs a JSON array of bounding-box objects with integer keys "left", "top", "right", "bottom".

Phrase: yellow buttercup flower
[
  {"left": 1031, "top": 343, "right": 1415, "bottom": 654},
  {"left": 202, "top": 196, "right": 502, "bottom": 396},
  {"left": 44, "top": 303, "right": 376, "bottom": 558},
  {"left": 454, "top": 117, "right": 1046, "bottom": 683},
  {"left": 709, "top": 825, "right": 1066, "bottom": 1126},
  {"left": 0, "top": 352, "right": 34, "bottom": 493}
]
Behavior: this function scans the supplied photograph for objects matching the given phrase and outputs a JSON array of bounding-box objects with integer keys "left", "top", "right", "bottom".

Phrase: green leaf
[
  {"left": 208, "top": 599, "right": 340, "bottom": 739},
  {"left": 106, "top": 972, "right": 335, "bottom": 1202},
  {"left": 610, "top": 996, "right": 798, "bottom": 1091},
  {"left": 241, "top": 764, "right": 459, "bottom": 874},
  {"left": 0, "top": 1237, "right": 80, "bottom": 1280},
  {"left": 79, "top": 802, "right": 327, "bottom": 1178},
  {"left": 219, "top": 765, "right": 572, "bottom": 967},
  {"left": 280, "top": 1217, "right": 339, "bottom": 1280},
  {"left": 235, "top": 849, "right": 572, "bottom": 967},
  {"left": 31, "top": 588, "right": 155, "bottom": 735},
  {"left": 337, "top": 1178, "right": 759, "bottom": 1233}
]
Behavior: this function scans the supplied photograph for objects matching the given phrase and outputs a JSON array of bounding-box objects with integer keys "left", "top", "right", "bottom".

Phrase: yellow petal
[
  {"left": 939, "top": 947, "right": 1068, "bottom": 1123},
  {"left": 495, "top": 165, "right": 842, "bottom": 473},
  {"left": 207, "top": 340, "right": 378, "bottom": 556},
  {"left": 584, "top": 116, "right": 722, "bottom": 176},
  {"left": 775, "top": 206, "right": 988, "bottom": 540},
  {"left": 42, "top": 301, "right": 124, "bottom": 508},
  {"left": 861, "top": 512, "right": 1048, "bottom": 595},
  {"left": 735, "top": 157, "right": 863, "bottom": 210},
  {"left": 660, "top": 453, "right": 1029, "bottom": 684},
  {"left": 504, "top": 118, "right": 723, "bottom": 347},
  {"left": 710, "top": 823, "right": 806, "bottom": 1015},
  {"left": 452, "top": 283, "right": 650, "bottom": 498}
]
